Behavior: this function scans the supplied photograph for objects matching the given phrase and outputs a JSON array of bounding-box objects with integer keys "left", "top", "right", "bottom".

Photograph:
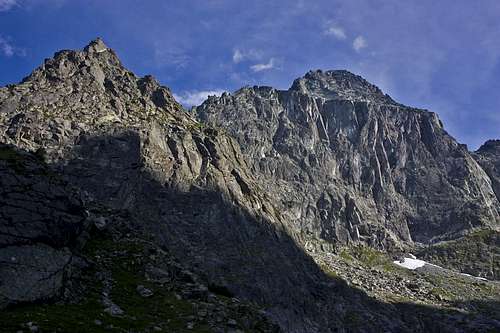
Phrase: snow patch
[
  {"left": 393, "top": 257, "right": 427, "bottom": 270},
  {"left": 460, "top": 273, "right": 488, "bottom": 281},
  {"left": 394, "top": 258, "right": 489, "bottom": 281}
]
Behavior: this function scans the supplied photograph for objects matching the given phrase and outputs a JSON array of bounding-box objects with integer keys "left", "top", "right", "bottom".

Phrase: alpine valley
[{"left": 0, "top": 39, "right": 499, "bottom": 332}]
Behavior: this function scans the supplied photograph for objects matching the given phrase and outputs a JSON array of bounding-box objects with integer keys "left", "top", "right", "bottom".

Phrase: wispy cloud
[
  {"left": 232, "top": 48, "right": 263, "bottom": 64},
  {"left": 0, "top": 37, "right": 14, "bottom": 56},
  {"left": 153, "top": 41, "right": 190, "bottom": 69},
  {"left": 173, "top": 89, "right": 226, "bottom": 107},
  {"left": 232, "top": 49, "right": 244, "bottom": 63},
  {"left": 324, "top": 24, "right": 346, "bottom": 40},
  {"left": 0, "top": 0, "right": 17, "bottom": 12},
  {"left": 0, "top": 35, "right": 25, "bottom": 57},
  {"left": 352, "top": 35, "right": 367, "bottom": 52},
  {"left": 250, "top": 58, "right": 276, "bottom": 72}
]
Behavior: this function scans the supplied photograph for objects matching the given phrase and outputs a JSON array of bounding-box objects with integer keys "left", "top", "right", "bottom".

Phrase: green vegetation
[
  {"left": 187, "top": 121, "right": 205, "bottom": 132},
  {"left": 343, "top": 310, "right": 363, "bottom": 328},
  {"left": 0, "top": 145, "right": 27, "bottom": 173},
  {"left": 318, "top": 263, "right": 339, "bottom": 278},
  {"left": 0, "top": 235, "right": 211, "bottom": 333},
  {"left": 341, "top": 245, "right": 407, "bottom": 274},
  {"left": 418, "top": 229, "right": 499, "bottom": 280}
]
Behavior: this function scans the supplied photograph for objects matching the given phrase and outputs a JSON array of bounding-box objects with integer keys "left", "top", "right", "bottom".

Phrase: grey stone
[
  {"left": 136, "top": 285, "right": 154, "bottom": 297},
  {"left": 195, "top": 70, "right": 500, "bottom": 249}
]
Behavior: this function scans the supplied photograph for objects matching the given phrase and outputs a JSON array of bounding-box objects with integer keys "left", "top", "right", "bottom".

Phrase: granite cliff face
[
  {"left": 474, "top": 140, "right": 500, "bottom": 202},
  {"left": 196, "top": 70, "right": 499, "bottom": 249},
  {"left": 0, "top": 144, "right": 88, "bottom": 308},
  {"left": 1, "top": 40, "right": 499, "bottom": 332}
]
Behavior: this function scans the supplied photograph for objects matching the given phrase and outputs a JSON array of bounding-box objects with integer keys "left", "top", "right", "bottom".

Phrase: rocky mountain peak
[
  {"left": 289, "top": 69, "right": 396, "bottom": 104},
  {"left": 20, "top": 37, "right": 124, "bottom": 86},
  {"left": 197, "top": 68, "right": 500, "bottom": 247},
  {"left": 0, "top": 38, "right": 185, "bottom": 158},
  {"left": 83, "top": 37, "right": 109, "bottom": 54},
  {"left": 477, "top": 139, "right": 500, "bottom": 155}
]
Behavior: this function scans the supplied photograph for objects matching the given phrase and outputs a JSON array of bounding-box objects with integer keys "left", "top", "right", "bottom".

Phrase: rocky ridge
[
  {"left": 474, "top": 139, "right": 500, "bottom": 201},
  {"left": 196, "top": 70, "right": 499, "bottom": 250},
  {"left": 0, "top": 39, "right": 499, "bottom": 332}
]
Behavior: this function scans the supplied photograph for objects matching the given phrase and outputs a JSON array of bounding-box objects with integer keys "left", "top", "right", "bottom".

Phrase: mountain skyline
[{"left": 1, "top": 0, "right": 499, "bottom": 150}]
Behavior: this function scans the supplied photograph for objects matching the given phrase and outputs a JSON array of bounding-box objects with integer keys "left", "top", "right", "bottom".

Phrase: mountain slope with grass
[{"left": 0, "top": 39, "right": 499, "bottom": 332}]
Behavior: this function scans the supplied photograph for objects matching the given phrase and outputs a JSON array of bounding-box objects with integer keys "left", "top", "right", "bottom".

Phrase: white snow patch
[
  {"left": 460, "top": 273, "right": 488, "bottom": 281},
  {"left": 394, "top": 258, "right": 489, "bottom": 281},
  {"left": 393, "top": 257, "right": 427, "bottom": 270}
]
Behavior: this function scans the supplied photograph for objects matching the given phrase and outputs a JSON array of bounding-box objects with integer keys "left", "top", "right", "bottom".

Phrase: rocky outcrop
[
  {"left": 196, "top": 70, "right": 500, "bottom": 249},
  {"left": 474, "top": 139, "right": 500, "bottom": 201},
  {"left": 0, "top": 144, "right": 87, "bottom": 308}
]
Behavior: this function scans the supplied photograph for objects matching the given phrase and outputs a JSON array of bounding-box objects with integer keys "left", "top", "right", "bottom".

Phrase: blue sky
[{"left": 0, "top": 0, "right": 499, "bottom": 149}]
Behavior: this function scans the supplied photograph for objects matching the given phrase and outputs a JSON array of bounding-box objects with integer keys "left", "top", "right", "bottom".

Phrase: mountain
[
  {"left": 474, "top": 140, "right": 500, "bottom": 201},
  {"left": 0, "top": 39, "right": 499, "bottom": 332},
  {"left": 196, "top": 70, "right": 499, "bottom": 248}
]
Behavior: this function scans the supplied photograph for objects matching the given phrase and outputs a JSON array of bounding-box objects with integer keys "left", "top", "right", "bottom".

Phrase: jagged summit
[
  {"left": 83, "top": 37, "right": 109, "bottom": 54},
  {"left": 222, "top": 70, "right": 397, "bottom": 107},
  {"left": 196, "top": 66, "right": 500, "bottom": 246},
  {"left": 289, "top": 69, "right": 396, "bottom": 104},
  {"left": 20, "top": 38, "right": 124, "bottom": 85},
  {"left": 0, "top": 39, "right": 184, "bottom": 157},
  {"left": 477, "top": 139, "right": 500, "bottom": 154}
]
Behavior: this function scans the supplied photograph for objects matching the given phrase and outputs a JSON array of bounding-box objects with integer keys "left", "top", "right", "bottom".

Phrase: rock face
[
  {"left": 196, "top": 70, "right": 500, "bottom": 248},
  {"left": 474, "top": 139, "right": 500, "bottom": 201},
  {"left": 0, "top": 144, "right": 87, "bottom": 308},
  {"left": 0, "top": 40, "right": 499, "bottom": 332}
]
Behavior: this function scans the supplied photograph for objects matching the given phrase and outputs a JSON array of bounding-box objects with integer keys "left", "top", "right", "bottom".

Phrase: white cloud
[
  {"left": 0, "top": 37, "right": 14, "bottom": 56},
  {"left": 232, "top": 48, "right": 263, "bottom": 64},
  {"left": 153, "top": 41, "right": 190, "bottom": 69},
  {"left": 250, "top": 58, "right": 275, "bottom": 72},
  {"left": 324, "top": 25, "right": 346, "bottom": 40},
  {"left": 232, "top": 49, "right": 244, "bottom": 63},
  {"left": 0, "top": 0, "right": 17, "bottom": 11},
  {"left": 173, "top": 89, "right": 226, "bottom": 107},
  {"left": 353, "top": 35, "right": 367, "bottom": 52},
  {"left": 0, "top": 35, "right": 24, "bottom": 57}
]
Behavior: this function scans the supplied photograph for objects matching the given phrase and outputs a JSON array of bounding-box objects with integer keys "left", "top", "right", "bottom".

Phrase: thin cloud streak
[
  {"left": 0, "top": 35, "right": 25, "bottom": 57},
  {"left": 232, "top": 48, "right": 263, "bottom": 64},
  {"left": 0, "top": 36, "right": 13, "bottom": 56},
  {"left": 0, "top": 0, "right": 17, "bottom": 12},
  {"left": 324, "top": 24, "right": 346, "bottom": 40},
  {"left": 251, "top": 58, "right": 276, "bottom": 72}
]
